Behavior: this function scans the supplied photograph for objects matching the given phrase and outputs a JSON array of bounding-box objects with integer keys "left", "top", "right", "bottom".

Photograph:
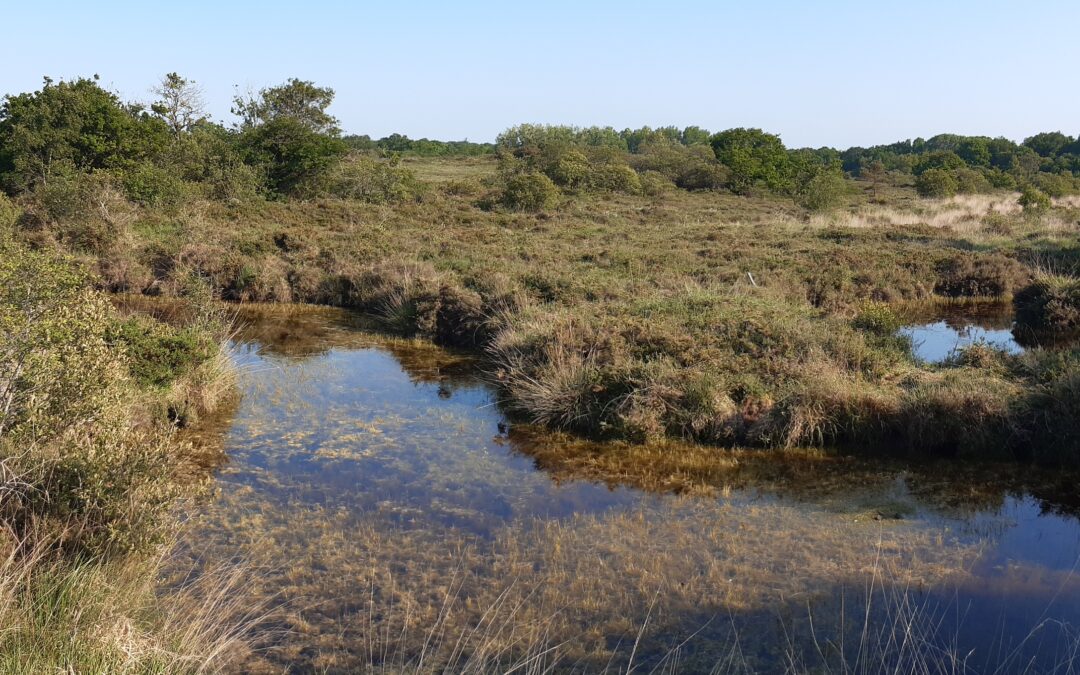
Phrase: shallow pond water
[
  {"left": 900, "top": 303, "right": 1023, "bottom": 362},
  {"left": 172, "top": 306, "right": 1080, "bottom": 673}
]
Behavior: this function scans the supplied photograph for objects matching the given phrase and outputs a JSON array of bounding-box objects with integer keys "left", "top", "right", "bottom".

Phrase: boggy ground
[{"left": 31, "top": 159, "right": 1080, "bottom": 462}]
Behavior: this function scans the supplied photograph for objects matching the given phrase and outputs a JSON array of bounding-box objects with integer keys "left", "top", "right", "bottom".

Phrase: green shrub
[
  {"left": 502, "top": 172, "right": 560, "bottom": 211},
  {"left": 589, "top": 163, "right": 641, "bottom": 194},
  {"left": 330, "top": 155, "right": 424, "bottom": 203},
  {"left": 0, "top": 245, "right": 197, "bottom": 554},
  {"left": 639, "top": 170, "right": 673, "bottom": 196},
  {"left": 548, "top": 149, "right": 591, "bottom": 189},
  {"left": 106, "top": 316, "right": 214, "bottom": 389},
  {"left": 120, "top": 163, "right": 191, "bottom": 207},
  {"left": 796, "top": 170, "right": 848, "bottom": 211},
  {"left": 1014, "top": 273, "right": 1080, "bottom": 331},
  {"left": 0, "top": 193, "right": 18, "bottom": 235},
  {"left": 675, "top": 161, "right": 729, "bottom": 191},
  {"left": 953, "top": 167, "right": 991, "bottom": 194},
  {"left": 852, "top": 301, "right": 901, "bottom": 335},
  {"left": 934, "top": 253, "right": 1027, "bottom": 298},
  {"left": 1018, "top": 185, "right": 1051, "bottom": 213},
  {"left": 915, "top": 168, "right": 959, "bottom": 198},
  {"left": 1032, "top": 172, "right": 1077, "bottom": 198}
]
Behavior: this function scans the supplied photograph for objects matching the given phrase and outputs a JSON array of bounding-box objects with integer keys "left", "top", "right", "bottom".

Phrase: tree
[
  {"left": 710, "top": 128, "right": 792, "bottom": 195},
  {"left": 151, "top": 73, "right": 205, "bottom": 141},
  {"left": 1023, "top": 132, "right": 1074, "bottom": 158},
  {"left": 233, "top": 78, "right": 346, "bottom": 197},
  {"left": 233, "top": 78, "right": 339, "bottom": 134},
  {"left": 0, "top": 76, "right": 169, "bottom": 193},
  {"left": 862, "top": 160, "right": 887, "bottom": 200}
]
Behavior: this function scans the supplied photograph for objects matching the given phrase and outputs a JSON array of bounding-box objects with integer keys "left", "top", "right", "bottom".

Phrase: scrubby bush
[
  {"left": 1032, "top": 172, "right": 1077, "bottom": 198},
  {"left": 106, "top": 316, "right": 215, "bottom": 389},
  {"left": 852, "top": 302, "right": 901, "bottom": 335},
  {"left": 953, "top": 167, "right": 991, "bottom": 194},
  {"left": 639, "top": 170, "right": 673, "bottom": 196},
  {"left": 0, "top": 193, "right": 18, "bottom": 234},
  {"left": 0, "top": 246, "right": 215, "bottom": 554},
  {"left": 549, "top": 149, "right": 591, "bottom": 189},
  {"left": 915, "top": 168, "right": 959, "bottom": 198},
  {"left": 934, "top": 253, "right": 1027, "bottom": 298},
  {"left": 502, "top": 172, "right": 560, "bottom": 211},
  {"left": 330, "top": 155, "right": 424, "bottom": 203},
  {"left": 119, "top": 162, "right": 191, "bottom": 207},
  {"left": 1014, "top": 272, "right": 1080, "bottom": 331},
  {"left": 796, "top": 170, "right": 848, "bottom": 210},
  {"left": 1018, "top": 185, "right": 1051, "bottom": 212},
  {"left": 675, "top": 161, "right": 729, "bottom": 191},
  {"left": 589, "top": 162, "right": 641, "bottom": 194}
]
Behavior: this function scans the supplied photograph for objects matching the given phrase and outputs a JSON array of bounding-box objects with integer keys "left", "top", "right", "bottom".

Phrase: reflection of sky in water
[
  {"left": 188, "top": 308, "right": 1080, "bottom": 670},
  {"left": 901, "top": 321, "right": 1022, "bottom": 362},
  {"left": 222, "top": 342, "right": 642, "bottom": 535}
]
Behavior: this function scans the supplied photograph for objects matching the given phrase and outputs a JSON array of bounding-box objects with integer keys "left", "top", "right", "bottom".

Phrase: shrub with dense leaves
[
  {"left": 502, "top": 172, "right": 560, "bottom": 211},
  {"left": 915, "top": 168, "right": 959, "bottom": 198}
]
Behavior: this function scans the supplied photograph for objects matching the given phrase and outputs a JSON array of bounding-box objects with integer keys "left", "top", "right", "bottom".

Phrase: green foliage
[
  {"left": 588, "top": 162, "right": 641, "bottom": 194},
  {"left": 119, "top": 162, "right": 190, "bottom": 207},
  {"left": 915, "top": 168, "right": 958, "bottom": 198},
  {"left": 0, "top": 193, "right": 18, "bottom": 235},
  {"left": 912, "top": 151, "right": 965, "bottom": 176},
  {"left": 549, "top": 149, "right": 591, "bottom": 189},
  {"left": 1014, "top": 273, "right": 1080, "bottom": 331},
  {"left": 953, "top": 167, "right": 991, "bottom": 194},
  {"left": 0, "top": 76, "right": 169, "bottom": 193},
  {"left": 233, "top": 78, "right": 339, "bottom": 134},
  {"left": 1031, "top": 172, "right": 1077, "bottom": 198},
  {"left": 852, "top": 302, "right": 901, "bottom": 335},
  {"left": 638, "top": 170, "right": 673, "bottom": 196},
  {"left": 1018, "top": 185, "right": 1051, "bottom": 212},
  {"left": 710, "top": 128, "right": 791, "bottom": 195},
  {"left": 796, "top": 167, "right": 848, "bottom": 210},
  {"left": 106, "top": 316, "right": 213, "bottom": 389},
  {"left": 238, "top": 116, "right": 348, "bottom": 198},
  {"left": 0, "top": 245, "right": 204, "bottom": 554},
  {"left": 330, "top": 154, "right": 424, "bottom": 203},
  {"left": 502, "top": 172, "right": 560, "bottom": 211}
]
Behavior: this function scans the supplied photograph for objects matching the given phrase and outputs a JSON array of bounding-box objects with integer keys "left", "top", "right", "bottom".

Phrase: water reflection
[{"left": 171, "top": 305, "right": 1080, "bottom": 673}]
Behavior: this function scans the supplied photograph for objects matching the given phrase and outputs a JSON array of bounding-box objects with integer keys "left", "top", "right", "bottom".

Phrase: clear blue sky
[{"left": 2, "top": 0, "right": 1078, "bottom": 148}]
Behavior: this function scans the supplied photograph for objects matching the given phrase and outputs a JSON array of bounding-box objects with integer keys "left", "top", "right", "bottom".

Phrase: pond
[
  {"left": 900, "top": 303, "right": 1023, "bottom": 362},
  {"left": 171, "top": 305, "right": 1080, "bottom": 673}
]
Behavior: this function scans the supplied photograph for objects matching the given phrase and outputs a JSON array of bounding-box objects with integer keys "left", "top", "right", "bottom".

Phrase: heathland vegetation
[
  {"left": 2, "top": 70, "right": 1080, "bottom": 669},
  {"left": 3, "top": 74, "right": 1080, "bottom": 463}
]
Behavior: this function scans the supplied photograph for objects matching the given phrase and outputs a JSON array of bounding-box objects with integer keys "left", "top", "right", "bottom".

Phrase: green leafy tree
[
  {"left": 1023, "top": 132, "right": 1074, "bottom": 158},
  {"left": 710, "top": 128, "right": 792, "bottom": 195},
  {"left": 862, "top": 159, "right": 887, "bottom": 200},
  {"left": 233, "top": 78, "right": 340, "bottom": 134},
  {"left": 234, "top": 79, "right": 346, "bottom": 197},
  {"left": 0, "top": 76, "right": 169, "bottom": 193}
]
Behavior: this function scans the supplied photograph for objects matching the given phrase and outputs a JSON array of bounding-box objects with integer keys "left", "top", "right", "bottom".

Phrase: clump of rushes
[{"left": 1014, "top": 270, "right": 1080, "bottom": 332}]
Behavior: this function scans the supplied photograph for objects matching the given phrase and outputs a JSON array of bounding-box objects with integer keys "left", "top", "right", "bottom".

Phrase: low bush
[
  {"left": 915, "top": 168, "right": 958, "bottom": 198},
  {"left": 1018, "top": 185, "right": 1052, "bottom": 213},
  {"left": 502, "top": 172, "right": 560, "bottom": 211},
  {"left": 1014, "top": 272, "right": 1080, "bottom": 331},
  {"left": 934, "top": 253, "right": 1028, "bottom": 298},
  {"left": 589, "top": 162, "right": 641, "bottom": 194},
  {"left": 330, "top": 155, "right": 424, "bottom": 203}
]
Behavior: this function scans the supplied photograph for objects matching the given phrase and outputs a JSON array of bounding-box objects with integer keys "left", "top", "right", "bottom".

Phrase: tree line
[{"left": 0, "top": 74, "right": 1076, "bottom": 210}]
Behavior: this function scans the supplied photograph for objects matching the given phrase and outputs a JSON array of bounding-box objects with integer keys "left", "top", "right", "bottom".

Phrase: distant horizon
[{"left": 3, "top": 1, "right": 1079, "bottom": 149}]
